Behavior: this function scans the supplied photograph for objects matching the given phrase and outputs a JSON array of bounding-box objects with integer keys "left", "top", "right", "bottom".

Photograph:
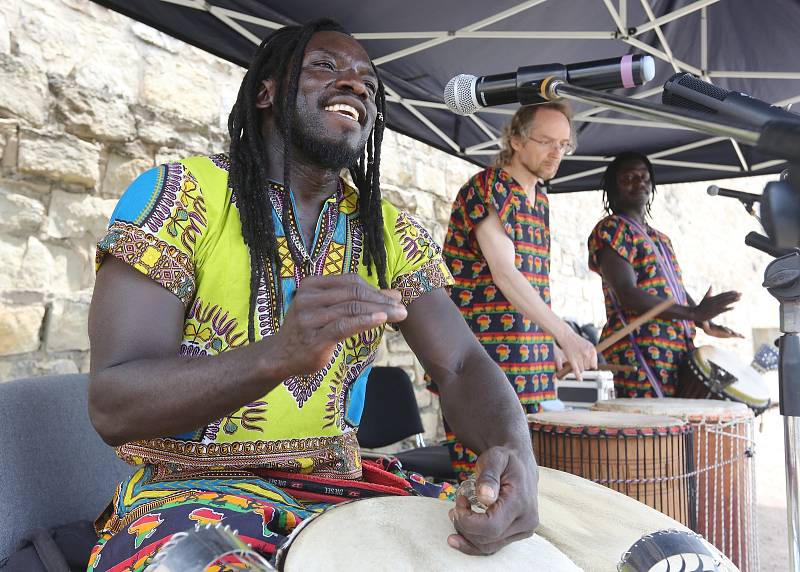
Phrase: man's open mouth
[{"left": 324, "top": 103, "right": 360, "bottom": 122}]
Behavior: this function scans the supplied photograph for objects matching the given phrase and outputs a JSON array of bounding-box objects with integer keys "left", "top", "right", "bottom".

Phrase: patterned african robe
[
  {"left": 588, "top": 215, "right": 695, "bottom": 397},
  {"left": 92, "top": 154, "right": 453, "bottom": 548},
  {"left": 443, "top": 167, "right": 557, "bottom": 408}
]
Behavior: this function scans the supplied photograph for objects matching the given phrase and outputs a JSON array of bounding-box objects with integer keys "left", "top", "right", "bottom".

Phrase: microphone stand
[
  {"left": 753, "top": 247, "right": 800, "bottom": 572},
  {"left": 532, "top": 78, "right": 800, "bottom": 569}
]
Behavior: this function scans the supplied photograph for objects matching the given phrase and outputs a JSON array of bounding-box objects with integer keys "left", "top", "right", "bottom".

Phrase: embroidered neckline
[{"left": 266, "top": 179, "right": 343, "bottom": 277}]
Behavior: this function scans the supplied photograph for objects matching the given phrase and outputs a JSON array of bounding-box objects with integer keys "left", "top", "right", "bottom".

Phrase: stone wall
[{"left": 0, "top": 0, "right": 780, "bottom": 444}]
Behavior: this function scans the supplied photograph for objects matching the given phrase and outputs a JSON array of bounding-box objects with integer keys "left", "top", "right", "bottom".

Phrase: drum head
[
  {"left": 536, "top": 468, "right": 736, "bottom": 572},
  {"left": 281, "top": 495, "right": 580, "bottom": 571},
  {"left": 593, "top": 397, "right": 753, "bottom": 423},
  {"left": 528, "top": 409, "right": 686, "bottom": 430},
  {"left": 695, "top": 345, "right": 771, "bottom": 409}
]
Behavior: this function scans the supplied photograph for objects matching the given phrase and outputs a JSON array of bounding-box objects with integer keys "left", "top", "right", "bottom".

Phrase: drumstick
[
  {"left": 598, "top": 364, "right": 638, "bottom": 374},
  {"left": 556, "top": 298, "right": 676, "bottom": 379}
]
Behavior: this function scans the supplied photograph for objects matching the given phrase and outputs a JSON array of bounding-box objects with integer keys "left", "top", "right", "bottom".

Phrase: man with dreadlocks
[
  {"left": 87, "top": 19, "right": 538, "bottom": 569},
  {"left": 588, "top": 151, "right": 742, "bottom": 398},
  {"left": 439, "top": 103, "right": 597, "bottom": 480}
]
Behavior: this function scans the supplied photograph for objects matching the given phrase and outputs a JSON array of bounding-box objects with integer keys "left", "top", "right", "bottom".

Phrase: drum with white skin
[
  {"left": 678, "top": 345, "right": 771, "bottom": 415},
  {"left": 277, "top": 467, "right": 736, "bottom": 572}
]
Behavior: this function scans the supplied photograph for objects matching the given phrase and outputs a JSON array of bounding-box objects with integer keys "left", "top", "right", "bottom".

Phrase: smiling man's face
[{"left": 289, "top": 31, "right": 379, "bottom": 170}]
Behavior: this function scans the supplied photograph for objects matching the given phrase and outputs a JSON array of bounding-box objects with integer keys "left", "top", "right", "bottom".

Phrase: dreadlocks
[
  {"left": 227, "top": 19, "right": 388, "bottom": 343},
  {"left": 600, "top": 151, "right": 657, "bottom": 218}
]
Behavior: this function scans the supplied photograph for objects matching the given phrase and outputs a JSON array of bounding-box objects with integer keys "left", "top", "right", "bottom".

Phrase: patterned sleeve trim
[
  {"left": 96, "top": 220, "right": 196, "bottom": 305},
  {"left": 391, "top": 257, "right": 454, "bottom": 306}
]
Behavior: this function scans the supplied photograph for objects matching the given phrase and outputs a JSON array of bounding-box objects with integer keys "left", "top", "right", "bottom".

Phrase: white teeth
[{"left": 324, "top": 103, "right": 359, "bottom": 121}]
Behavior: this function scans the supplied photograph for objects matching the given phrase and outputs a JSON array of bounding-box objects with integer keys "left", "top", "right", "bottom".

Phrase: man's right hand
[
  {"left": 556, "top": 328, "right": 597, "bottom": 380},
  {"left": 273, "top": 274, "right": 408, "bottom": 376}
]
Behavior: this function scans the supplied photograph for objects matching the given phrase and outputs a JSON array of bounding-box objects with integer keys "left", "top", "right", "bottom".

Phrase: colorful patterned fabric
[
  {"left": 88, "top": 461, "right": 456, "bottom": 572},
  {"left": 91, "top": 154, "right": 454, "bottom": 569},
  {"left": 439, "top": 167, "right": 556, "bottom": 479},
  {"left": 588, "top": 215, "right": 695, "bottom": 397}
]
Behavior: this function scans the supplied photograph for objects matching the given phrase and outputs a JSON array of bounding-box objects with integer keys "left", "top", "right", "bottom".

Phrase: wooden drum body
[
  {"left": 593, "top": 397, "right": 757, "bottom": 572},
  {"left": 528, "top": 410, "right": 694, "bottom": 527}
]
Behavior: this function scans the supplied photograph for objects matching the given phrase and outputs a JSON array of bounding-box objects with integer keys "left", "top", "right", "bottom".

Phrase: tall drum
[
  {"left": 528, "top": 410, "right": 695, "bottom": 527},
  {"left": 593, "top": 398, "right": 757, "bottom": 572}
]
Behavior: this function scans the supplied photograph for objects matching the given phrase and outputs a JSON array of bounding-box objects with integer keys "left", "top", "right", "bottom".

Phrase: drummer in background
[{"left": 587, "top": 152, "right": 742, "bottom": 398}]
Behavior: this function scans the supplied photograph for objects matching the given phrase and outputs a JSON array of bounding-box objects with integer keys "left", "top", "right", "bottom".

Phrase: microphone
[
  {"left": 444, "top": 54, "right": 656, "bottom": 115},
  {"left": 662, "top": 72, "right": 800, "bottom": 129},
  {"left": 707, "top": 184, "right": 762, "bottom": 203}
]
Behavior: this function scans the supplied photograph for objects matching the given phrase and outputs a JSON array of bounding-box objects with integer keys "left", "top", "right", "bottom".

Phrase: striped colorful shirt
[
  {"left": 588, "top": 215, "right": 695, "bottom": 397},
  {"left": 443, "top": 167, "right": 556, "bottom": 407}
]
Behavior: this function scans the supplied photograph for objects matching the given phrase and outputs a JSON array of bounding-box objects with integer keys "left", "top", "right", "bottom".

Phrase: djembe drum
[
  {"left": 528, "top": 410, "right": 695, "bottom": 527},
  {"left": 278, "top": 467, "right": 735, "bottom": 572},
  {"left": 593, "top": 398, "right": 757, "bottom": 572},
  {"left": 679, "top": 345, "right": 771, "bottom": 415}
]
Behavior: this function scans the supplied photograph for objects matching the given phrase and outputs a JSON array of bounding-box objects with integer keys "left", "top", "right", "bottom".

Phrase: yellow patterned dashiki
[{"left": 96, "top": 153, "right": 453, "bottom": 481}]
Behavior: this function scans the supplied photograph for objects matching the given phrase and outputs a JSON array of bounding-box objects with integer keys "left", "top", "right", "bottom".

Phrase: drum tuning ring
[{"left": 745, "top": 446, "right": 755, "bottom": 458}]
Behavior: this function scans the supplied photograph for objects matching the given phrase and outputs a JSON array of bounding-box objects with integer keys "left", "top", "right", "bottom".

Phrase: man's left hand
[
  {"left": 701, "top": 321, "right": 744, "bottom": 339},
  {"left": 447, "top": 446, "right": 539, "bottom": 555}
]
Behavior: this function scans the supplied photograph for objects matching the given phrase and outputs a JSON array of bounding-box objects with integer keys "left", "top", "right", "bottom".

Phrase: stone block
[
  {"left": 18, "top": 129, "right": 101, "bottom": 188},
  {"left": 46, "top": 295, "right": 90, "bottom": 352},
  {"left": 380, "top": 154, "right": 415, "bottom": 189},
  {"left": 0, "top": 119, "right": 18, "bottom": 169},
  {"left": 0, "top": 186, "right": 45, "bottom": 235},
  {"left": 155, "top": 147, "right": 195, "bottom": 167},
  {"left": 141, "top": 54, "right": 221, "bottom": 126},
  {"left": 414, "top": 191, "right": 435, "bottom": 221},
  {"left": 131, "top": 21, "right": 184, "bottom": 54},
  {"left": 102, "top": 151, "right": 154, "bottom": 198},
  {"left": 51, "top": 76, "right": 136, "bottom": 142},
  {"left": 0, "top": 235, "right": 26, "bottom": 290},
  {"left": 20, "top": 236, "right": 90, "bottom": 293},
  {"left": 45, "top": 189, "right": 116, "bottom": 239},
  {"left": 414, "top": 160, "right": 448, "bottom": 197},
  {"left": 0, "top": 12, "right": 9, "bottom": 55},
  {"left": 433, "top": 198, "right": 453, "bottom": 226},
  {"left": 0, "top": 54, "right": 49, "bottom": 126},
  {"left": 380, "top": 183, "right": 417, "bottom": 213},
  {"left": 0, "top": 303, "right": 44, "bottom": 356},
  {"left": 15, "top": 1, "right": 138, "bottom": 99}
]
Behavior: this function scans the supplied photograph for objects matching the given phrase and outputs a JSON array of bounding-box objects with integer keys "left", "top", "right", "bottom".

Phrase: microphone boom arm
[{"left": 538, "top": 79, "right": 800, "bottom": 165}]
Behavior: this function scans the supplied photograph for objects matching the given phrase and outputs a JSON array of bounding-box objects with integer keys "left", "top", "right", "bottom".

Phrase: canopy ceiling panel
[{"left": 90, "top": 0, "right": 800, "bottom": 191}]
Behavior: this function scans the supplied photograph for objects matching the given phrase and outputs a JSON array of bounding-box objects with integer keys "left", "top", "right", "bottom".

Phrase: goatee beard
[{"left": 290, "top": 111, "right": 367, "bottom": 170}]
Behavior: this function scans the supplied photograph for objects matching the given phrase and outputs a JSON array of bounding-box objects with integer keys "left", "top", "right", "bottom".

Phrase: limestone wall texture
[{"left": 0, "top": 0, "right": 779, "bottom": 443}]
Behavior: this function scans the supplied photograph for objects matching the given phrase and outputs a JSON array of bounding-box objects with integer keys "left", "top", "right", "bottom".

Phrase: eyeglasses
[{"left": 526, "top": 136, "right": 575, "bottom": 155}]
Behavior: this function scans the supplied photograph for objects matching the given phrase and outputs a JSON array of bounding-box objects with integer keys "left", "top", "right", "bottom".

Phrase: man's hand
[
  {"left": 273, "top": 274, "right": 407, "bottom": 376},
  {"left": 448, "top": 446, "right": 539, "bottom": 555},
  {"left": 692, "top": 286, "right": 741, "bottom": 323},
  {"left": 556, "top": 328, "right": 597, "bottom": 381},
  {"left": 701, "top": 320, "right": 744, "bottom": 339}
]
